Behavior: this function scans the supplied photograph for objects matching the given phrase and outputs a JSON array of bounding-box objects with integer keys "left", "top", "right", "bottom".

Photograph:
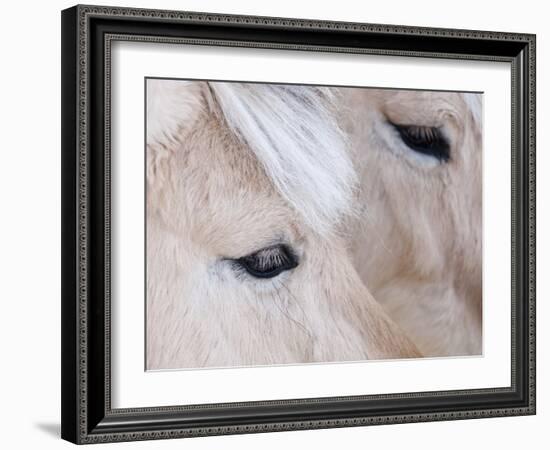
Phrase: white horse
[
  {"left": 145, "top": 79, "right": 420, "bottom": 369},
  {"left": 343, "top": 88, "right": 483, "bottom": 357}
]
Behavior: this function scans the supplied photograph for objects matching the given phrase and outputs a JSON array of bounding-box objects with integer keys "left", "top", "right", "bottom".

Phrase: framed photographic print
[{"left": 61, "top": 4, "right": 536, "bottom": 444}]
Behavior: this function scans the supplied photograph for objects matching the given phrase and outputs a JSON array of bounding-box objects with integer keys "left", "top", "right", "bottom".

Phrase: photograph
[{"left": 145, "top": 79, "right": 483, "bottom": 370}]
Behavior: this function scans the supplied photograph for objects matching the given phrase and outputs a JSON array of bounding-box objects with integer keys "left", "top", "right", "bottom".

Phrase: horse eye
[
  {"left": 234, "top": 244, "right": 299, "bottom": 279},
  {"left": 391, "top": 123, "right": 450, "bottom": 162}
]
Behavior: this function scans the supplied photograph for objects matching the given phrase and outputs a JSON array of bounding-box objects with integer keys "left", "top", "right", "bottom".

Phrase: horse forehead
[
  {"left": 187, "top": 182, "right": 294, "bottom": 257},
  {"left": 181, "top": 116, "right": 273, "bottom": 194},
  {"left": 175, "top": 121, "right": 295, "bottom": 253}
]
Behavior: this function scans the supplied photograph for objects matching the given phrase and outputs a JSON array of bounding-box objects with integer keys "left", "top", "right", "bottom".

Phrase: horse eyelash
[
  {"left": 390, "top": 122, "right": 451, "bottom": 162},
  {"left": 230, "top": 244, "right": 299, "bottom": 280},
  {"left": 242, "top": 248, "right": 288, "bottom": 271}
]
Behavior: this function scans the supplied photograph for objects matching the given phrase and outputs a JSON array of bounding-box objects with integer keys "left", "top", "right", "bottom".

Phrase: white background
[{"left": 0, "top": 0, "right": 545, "bottom": 449}]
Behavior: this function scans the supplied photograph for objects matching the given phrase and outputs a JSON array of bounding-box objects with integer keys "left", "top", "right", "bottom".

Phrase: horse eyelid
[
  {"left": 230, "top": 244, "right": 299, "bottom": 279},
  {"left": 388, "top": 121, "right": 451, "bottom": 162}
]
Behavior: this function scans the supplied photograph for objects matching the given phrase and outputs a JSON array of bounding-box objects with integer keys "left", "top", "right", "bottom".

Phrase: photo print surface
[{"left": 145, "top": 78, "right": 482, "bottom": 371}]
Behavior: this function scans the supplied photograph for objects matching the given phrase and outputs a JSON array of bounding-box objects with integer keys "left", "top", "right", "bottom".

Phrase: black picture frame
[{"left": 61, "top": 4, "right": 536, "bottom": 444}]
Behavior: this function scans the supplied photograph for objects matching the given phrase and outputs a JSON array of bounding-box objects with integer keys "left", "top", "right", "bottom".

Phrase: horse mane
[
  {"left": 208, "top": 82, "right": 357, "bottom": 236},
  {"left": 461, "top": 92, "right": 482, "bottom": 129}
]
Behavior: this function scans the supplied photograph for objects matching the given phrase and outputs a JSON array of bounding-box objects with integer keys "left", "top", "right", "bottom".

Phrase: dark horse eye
[
  {"left": 234, "top": 244, "right": 299, "bottom": 279},
  {"left": 391, "top": 123, "right": 450, "bottom": 162}
]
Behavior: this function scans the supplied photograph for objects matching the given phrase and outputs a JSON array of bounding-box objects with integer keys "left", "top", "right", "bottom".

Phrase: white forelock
[
  {"left": 209, "top": 82, "right": 357, "bottom": 235},
  {"left": 461, "top": 92, "right": 483, "bottom": 129}
]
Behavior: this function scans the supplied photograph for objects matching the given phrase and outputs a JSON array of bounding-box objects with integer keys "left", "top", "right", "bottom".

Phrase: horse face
[
  {"left": 345, "top": 89, "right": 482, "bottom": 356},
  {"left": 145, "top": 80, "right": 419, "bottom": 369}
]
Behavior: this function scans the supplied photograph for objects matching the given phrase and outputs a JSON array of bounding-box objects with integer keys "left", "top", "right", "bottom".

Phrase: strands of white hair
[
  {"left": 209, "top": 82, "right": 357, "bottom": 236},
  {"left": 462, "top": 93, "right": 483, "bottom": 129}
]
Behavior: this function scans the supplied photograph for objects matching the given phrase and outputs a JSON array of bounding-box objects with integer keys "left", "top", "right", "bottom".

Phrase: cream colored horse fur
[{"left": 343, "top": 89, "right": 482, "bottom": 356}]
